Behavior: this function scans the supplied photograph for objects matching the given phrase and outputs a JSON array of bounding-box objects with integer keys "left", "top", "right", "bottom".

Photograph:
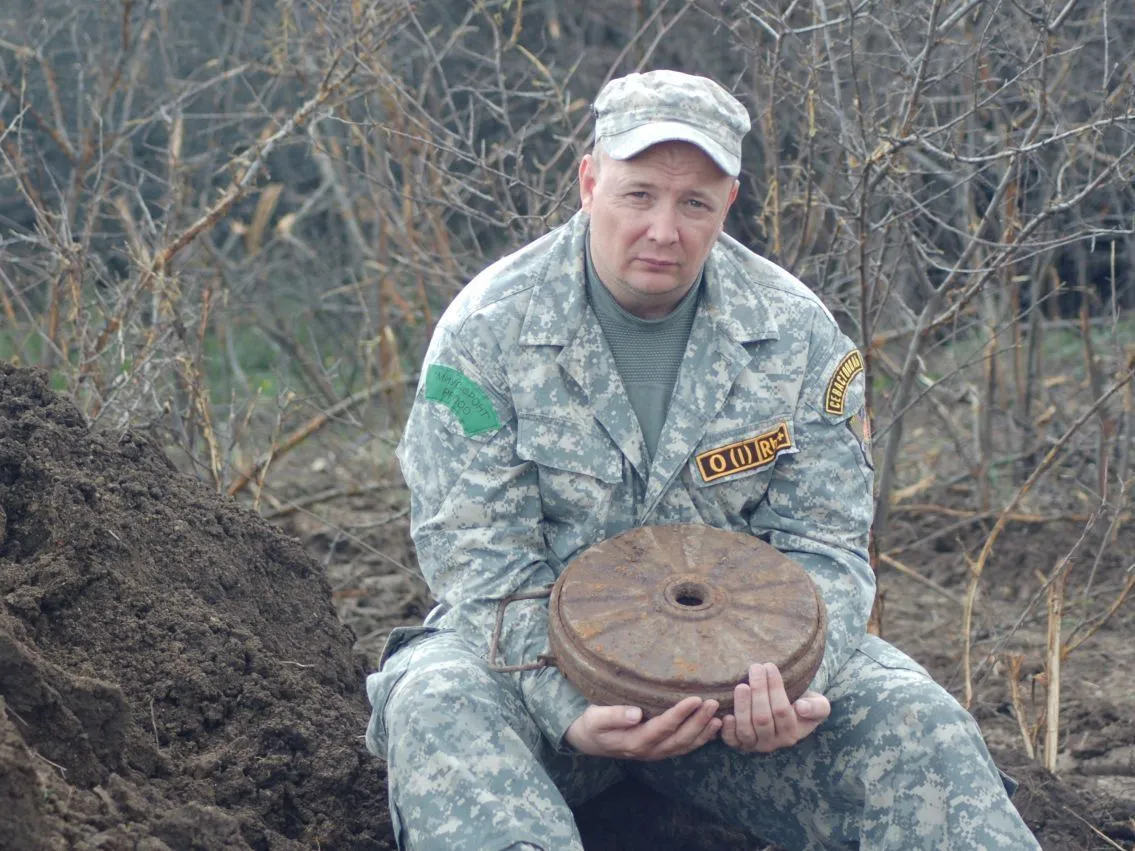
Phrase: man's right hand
[{"left": 564, "top": 696, "right": 721, "bottom": 761}]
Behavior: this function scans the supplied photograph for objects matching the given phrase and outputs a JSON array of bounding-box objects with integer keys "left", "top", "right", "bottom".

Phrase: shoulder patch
[
  {"left": 424, "top": 364, "right": 502, "bottom": 437},
  {"left": 695, "top": 422, "right": 794, "bottom": 484},
  {"left": 824, "top": 350, "right": 864, "bottom": 416}
]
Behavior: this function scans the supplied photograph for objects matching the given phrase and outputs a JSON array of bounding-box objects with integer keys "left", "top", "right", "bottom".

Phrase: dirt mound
[{"left": 0, "top": 364, "right": 392, "bottom": 849}]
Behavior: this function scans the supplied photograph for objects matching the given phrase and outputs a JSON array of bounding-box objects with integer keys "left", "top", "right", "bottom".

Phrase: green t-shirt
[{"left": 585, "top": 239, "right": 702, "bottom": 462}]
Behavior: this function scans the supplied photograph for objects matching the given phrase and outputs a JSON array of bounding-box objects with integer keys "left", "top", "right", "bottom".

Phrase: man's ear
[
  {"left": 579, "top": 154, "right": 598, "bottom": 213},
  {"left": 726, "top": 179, "right": 739, "bottom": 212}
]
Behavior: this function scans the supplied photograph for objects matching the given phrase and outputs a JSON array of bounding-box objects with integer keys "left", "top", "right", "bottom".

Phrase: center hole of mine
[{"left": 670, "top": 581, "right": 709, "bottom": 608}]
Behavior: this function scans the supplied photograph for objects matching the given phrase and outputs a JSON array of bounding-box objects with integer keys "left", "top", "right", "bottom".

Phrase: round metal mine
[{"left": 548, "top": 524, "right": 827, "bottom": 717}]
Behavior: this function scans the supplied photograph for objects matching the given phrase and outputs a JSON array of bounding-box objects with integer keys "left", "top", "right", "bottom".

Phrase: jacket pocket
[
  {"left": 516, "top": 414, "right": 624, "bottom": 559},
  {"left": 516, "top": 415, "right": 623, "bottom": 482},
  {"left": 688, "top": 417, "right": 797, "bottom": 488},
  {"left": 685, "top": 417, "right": 796, "bottom": 526}
]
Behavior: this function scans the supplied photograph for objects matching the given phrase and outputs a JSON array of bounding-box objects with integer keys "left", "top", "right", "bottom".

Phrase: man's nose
[{"left": 646, "top": 205, "right": 679, "bottom": 244}]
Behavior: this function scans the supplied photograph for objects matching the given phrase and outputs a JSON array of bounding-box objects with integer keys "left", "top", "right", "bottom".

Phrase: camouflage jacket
[{"left": 395, "top": 211, "right": 874, "bottom": 750}]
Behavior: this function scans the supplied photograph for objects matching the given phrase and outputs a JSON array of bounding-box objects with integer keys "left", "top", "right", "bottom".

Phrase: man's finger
[
  {"left": 720, "top": 713, "right": 739, "bottom": 750},
  {"left": 645, "top": 698, "right": 720, "bottom": 759},
  {"left": 629, "top": 697, "right": 704, "bottom": 749},
  {"left": 670, "top": 698, "right": 720, "bottom": 747},
  {"left": 689, "top": 711, "right": 723, "bottom": 751},
  {"left": 747, "top": 663, "right": 776, "bottom": 738},
  {"left": 764, "top": 663, "right": 796, "bottom": 742},
  {"left": 729, "top": 688, "right": 752, "bottom": 749},
  {"left": 589, "top": 704, "right": 643, "bottom": 734}
]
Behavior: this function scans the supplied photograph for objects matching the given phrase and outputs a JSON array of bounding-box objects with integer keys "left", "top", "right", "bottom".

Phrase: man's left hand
[{"left": 721, "top": 662, "right": 830, "bottom": 753}]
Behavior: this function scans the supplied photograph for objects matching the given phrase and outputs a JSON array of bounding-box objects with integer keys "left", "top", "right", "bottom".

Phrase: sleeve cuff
[{"left": 523, "top": 666, "right": 593, "bottom": 753}]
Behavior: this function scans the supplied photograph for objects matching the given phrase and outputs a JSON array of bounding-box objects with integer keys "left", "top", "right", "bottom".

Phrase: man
[{"left": 365, "top": 70, "right": 1039, "bottom": 850}]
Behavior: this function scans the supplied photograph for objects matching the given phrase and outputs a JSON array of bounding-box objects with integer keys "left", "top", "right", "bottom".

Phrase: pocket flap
[{"left": 516, "top": 415, "right": 623, "bottom": 484}]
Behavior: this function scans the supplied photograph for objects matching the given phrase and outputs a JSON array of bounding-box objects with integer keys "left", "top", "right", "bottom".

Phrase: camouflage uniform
[
  {"left": 366, "top": 70, "right": 1039, "bottom": 850},
  {"left": 364, "top": 212, "right": 1039, "bottom": 850}
]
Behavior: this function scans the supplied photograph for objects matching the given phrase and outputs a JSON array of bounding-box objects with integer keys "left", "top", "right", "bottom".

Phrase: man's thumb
[{"left": 794, "top": 693, "right": 830, "bottom": 720}]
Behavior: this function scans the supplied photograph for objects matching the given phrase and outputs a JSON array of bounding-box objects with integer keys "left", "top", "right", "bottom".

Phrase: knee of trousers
[
  {"left": 845, "top": 675, "right": 992, "bottom": 773},
  {"left": 386, "top": 655, "right": 524, "bottom": 747}
]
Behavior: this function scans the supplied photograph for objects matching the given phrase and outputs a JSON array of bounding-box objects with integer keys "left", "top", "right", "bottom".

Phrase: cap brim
[{"left": 601, "top": 121, "right": 740, "bottom": 177}]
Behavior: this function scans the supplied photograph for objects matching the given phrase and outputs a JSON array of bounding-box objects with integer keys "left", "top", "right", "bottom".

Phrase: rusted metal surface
[{"left": 547, "top": 524, "right": 827, "bottom": 717}]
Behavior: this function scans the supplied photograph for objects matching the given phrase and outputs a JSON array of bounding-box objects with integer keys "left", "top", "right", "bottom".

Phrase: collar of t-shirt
[{"left": 583, "top": 232, "right": 703, "bottom": 462}]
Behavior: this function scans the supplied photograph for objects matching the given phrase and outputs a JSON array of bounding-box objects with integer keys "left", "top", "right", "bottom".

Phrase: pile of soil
[{"left": 0, "top": 364, "right": 393, "bottom": 849}]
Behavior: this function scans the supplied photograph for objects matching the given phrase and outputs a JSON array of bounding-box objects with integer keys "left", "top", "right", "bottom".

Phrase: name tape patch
[
  {"left": 424, "top": 364, "right": 502, "bottom": 437},
  {"left": 824, "top": 350, "right": 864, "bottom": 416},
  {"left": 695, "top": 422, "right": 793, "bottom": 483}
]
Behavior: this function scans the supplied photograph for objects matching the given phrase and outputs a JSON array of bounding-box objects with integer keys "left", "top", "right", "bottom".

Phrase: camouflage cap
[{"left": 592, "top": 70, "right": 751, "bottom": 177}]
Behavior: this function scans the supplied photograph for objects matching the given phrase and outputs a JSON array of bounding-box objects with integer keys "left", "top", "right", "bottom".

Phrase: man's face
[{"left": 579, "top": 141, "right": 739, "bottom": 319}]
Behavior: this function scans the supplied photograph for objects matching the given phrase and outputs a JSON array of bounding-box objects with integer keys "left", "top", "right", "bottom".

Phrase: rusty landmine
[{"left": 548, "top": 524, "right": 827, "bottom": 717}]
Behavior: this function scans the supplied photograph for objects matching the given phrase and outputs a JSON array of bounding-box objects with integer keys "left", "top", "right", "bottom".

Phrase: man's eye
[
  {"left": 629, "top": 191, "right": 650, "bottom": 199},
  {"left": 687, "top": 199, "right": 709, "bottom": 209}
]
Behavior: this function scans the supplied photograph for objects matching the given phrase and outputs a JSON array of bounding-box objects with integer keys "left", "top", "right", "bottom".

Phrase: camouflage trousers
[{"left": 366, "top": 630, "right": 1040, "bottom": 851}]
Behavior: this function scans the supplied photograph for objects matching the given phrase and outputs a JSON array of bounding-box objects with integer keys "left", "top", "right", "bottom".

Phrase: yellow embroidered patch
[
  {"left": 825, "top": 350, "right": 864, "bottom": 416},
  {"left": 695, "top": 422, "right": 793, "bottom": 484}
]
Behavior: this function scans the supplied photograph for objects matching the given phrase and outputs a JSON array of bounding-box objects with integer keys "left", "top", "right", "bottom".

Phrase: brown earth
[
  {"left": 0, "top": 363, "right": 391, "bottom": 850},
  {"left": 3, "top": 360, "right": 1134, "bottom": 849}
]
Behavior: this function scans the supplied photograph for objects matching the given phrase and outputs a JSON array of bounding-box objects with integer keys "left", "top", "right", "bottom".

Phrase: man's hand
[
  {"left": 564, "top": 696, "right": 721, "bottom": 761},
  {"left": 721, "top": 662, "right": 829, "bottom": 753}
]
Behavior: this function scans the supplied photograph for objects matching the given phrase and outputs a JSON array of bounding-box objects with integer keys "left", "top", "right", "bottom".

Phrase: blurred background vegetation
[{"left": 2, "top": 0, "right": 1134, "bottom": 766}]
